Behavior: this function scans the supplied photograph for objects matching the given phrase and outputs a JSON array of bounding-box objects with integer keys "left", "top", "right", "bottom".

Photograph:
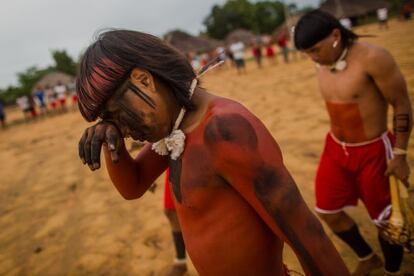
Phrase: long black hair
[
  {"left": 294, "top": 10, "right": 358, "bottom": 50},
  {"left": 76, "top": 30, "right": 196, "bottom": 122}
]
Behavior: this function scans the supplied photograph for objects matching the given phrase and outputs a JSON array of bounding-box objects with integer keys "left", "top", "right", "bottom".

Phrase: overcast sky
[{"left": 0, "top": 0, "right": 318, "bottom": 88}]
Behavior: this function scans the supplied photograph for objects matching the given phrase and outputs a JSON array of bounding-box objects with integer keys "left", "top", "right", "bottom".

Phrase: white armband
[{"left": 393, "top": 148, "right": 408, "bottom": 155}]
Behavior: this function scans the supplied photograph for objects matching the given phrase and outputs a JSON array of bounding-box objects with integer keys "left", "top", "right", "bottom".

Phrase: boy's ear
[
  {"left": 331, "top": 28, "right": 341, "bottom": 42},
  {"left": 129, "top": 68, "right": 156, "bottom": 92}
]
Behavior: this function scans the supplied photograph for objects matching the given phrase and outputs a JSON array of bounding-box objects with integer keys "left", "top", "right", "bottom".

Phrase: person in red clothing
[
  {"left": 401, "top": 1, "right": 412, "bottom": 20},
  {"left": 277, "top": 31, "right": 289, "bottom": 63},
  {"left": 77, "top": 29, "right": 349, "bottom": 276},
  {"left": 295, "top": 10, "right": 412, "bottom": 275},
  {"left": 251, "top": 39, "right": 262, "bottom": 68},
  {"left": 163, "top": 169, "right": 187, "bottom": 276},
  {"left": 265, "top": 42, "right": 277, "bottom": 65}
]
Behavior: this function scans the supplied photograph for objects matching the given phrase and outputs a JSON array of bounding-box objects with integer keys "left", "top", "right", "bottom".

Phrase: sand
[{"left": 1, "top": 19, "right": 414, "bottom": 275}]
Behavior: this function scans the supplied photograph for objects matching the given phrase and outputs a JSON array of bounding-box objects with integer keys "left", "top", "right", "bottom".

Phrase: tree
[
  {"left": 203, "top": 0, "right": 286, "bottom": 39},
  {"left": 0, "top": 86, "right": 22, "bottom": 105},
  {"left": 0, "top": 49, "right": 77, "bottom": 105},
  {"left": 288, "top": 3, "right": 299, "bottom": 15},
  {"left": 51, "top": 49, "right": 77, "bottom": 76},
  {"left": 252, "top": 1, "right": 285, "bottom": 34},
  {"left": 204, "top": 0, "right": 255, "bottom": 40},
  {"left": 17, "top": 66, "right": 52, "bottom": 95}
]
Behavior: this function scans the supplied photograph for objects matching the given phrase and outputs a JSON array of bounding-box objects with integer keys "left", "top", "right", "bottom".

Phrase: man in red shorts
[
  {"left": 77, "top": 29, "right": 349, "bottom": 275},
  {"left": 294, "top": 11, "right": 412, "bottom": 275}
]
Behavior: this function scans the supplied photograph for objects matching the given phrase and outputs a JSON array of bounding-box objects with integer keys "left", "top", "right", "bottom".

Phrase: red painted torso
[{"left": 170, "top": 98, "right": 285, "bottom": 276}]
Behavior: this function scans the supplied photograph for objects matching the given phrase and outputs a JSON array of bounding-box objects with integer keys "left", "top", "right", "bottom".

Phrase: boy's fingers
[
  {"left": 83, "top": 127, "right": 95, "bottom": 168},
  {"left": 105, "top": 126, "right": 121, "bottom": 163},
  {"left": 78, "top": 130, "right": 88, "bottom": 164},
  {"left": 110, "top": 151, "right": 119, "bottom": 163},
  {"left": 90, "top": 129, "right": 105, "bottom": 170}
]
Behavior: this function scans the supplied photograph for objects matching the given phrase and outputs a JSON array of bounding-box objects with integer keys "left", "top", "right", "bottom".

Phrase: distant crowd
[
  {"left": 18, "top": 81, "right": 78, "bottom": 119},
  {"left": 0, "top": 80, "right": 78, "bottom": 129},
  {"left": 188, "top": 3, "right": 414, "bottom": 76},
  {"left": 188, "top": 29, "right": 294, "bottom": 76}
]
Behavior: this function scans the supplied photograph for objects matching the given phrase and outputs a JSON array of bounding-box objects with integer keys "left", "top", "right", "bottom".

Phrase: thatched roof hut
[
  {"left": 272, "top": 15, "right": 301, "bottom": 40},
  {"left": 164, "top": 30, "right": 221, "bottom": 54},
  {"left": 34, "top": 71, "right": 75, "bottom": 89},
  {"left": 225, "top": 29, "right": 256, "bottom": 45},
  {"left": 319, "top": 0, "right": 390, "bottom": 18}
]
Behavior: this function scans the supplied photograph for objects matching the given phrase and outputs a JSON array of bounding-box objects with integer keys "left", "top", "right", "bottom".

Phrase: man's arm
[
  {"left": 79, "top": 122, "right": 168, "bottom": 199},
  {"left": 205, "top": 108, "right": 349, "bottom": 275},
  {"left": 365, "top": 47, "right": 412, "bottom": 184},
  {"left": 103, "top": 143, "right": 168, "bottom": 199}
]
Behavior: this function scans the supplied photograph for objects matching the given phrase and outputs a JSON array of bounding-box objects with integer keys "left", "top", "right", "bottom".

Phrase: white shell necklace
[
  {"left": 330, "top": 47, "right": 348, "bottom": 72},
  {"left": 151, "top": 58, "right": 224, "bottom": 160},
  {"left": 315, "top": 47, "right": 349, "bottom": 72}
]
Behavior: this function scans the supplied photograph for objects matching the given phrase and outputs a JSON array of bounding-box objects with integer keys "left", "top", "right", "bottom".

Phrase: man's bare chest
[
  {"left": 317, "top": 66, "right": 377, "bottom": 102},
  {"left": 168, "top": 144, "right": 226, "bottom": 209}
]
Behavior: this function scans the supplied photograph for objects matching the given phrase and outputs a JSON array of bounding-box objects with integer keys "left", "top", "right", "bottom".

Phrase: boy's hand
[{"left": 78, "top": 121, "right": 123, "bottom": 171}]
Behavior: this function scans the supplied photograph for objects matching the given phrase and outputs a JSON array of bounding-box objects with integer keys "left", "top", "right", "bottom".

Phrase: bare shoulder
[
  {"left": 204, "top": 97, "right": 261, "bottom": 149},
  {"left": 207, "top": 97, "right": 259, "bottom": 126},
  {"left": 209, "top": 97, "right": 251, "bottom": 116},
  {"left": 354, "top": 42, "right": 396, "bottom": 70}
]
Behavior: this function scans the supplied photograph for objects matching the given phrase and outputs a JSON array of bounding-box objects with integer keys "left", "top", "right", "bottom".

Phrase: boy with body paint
[
  {"left": 77, "top": 30, "right": 349, "bottom": 276},
  {"left": 294, "top": 10, "right": 412, "bottom": 276}
]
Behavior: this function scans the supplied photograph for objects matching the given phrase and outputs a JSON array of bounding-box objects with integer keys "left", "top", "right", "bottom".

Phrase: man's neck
[
  {"left": 332, "top": 44, "right": 347, "bottom": 65},
  {"left": 181, "top": 88, "right": 216, "bottom": 133}
]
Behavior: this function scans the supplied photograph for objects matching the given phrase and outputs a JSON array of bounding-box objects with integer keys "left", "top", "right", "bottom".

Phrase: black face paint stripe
[
  {"left": 169, "top": 158, "right": 182, "bottom": 203},
  {"left": 127, "top": 81, "right": 156, "bottom": 109},
  {"left": 118, "top": 101, "right": 144, "bottom": 125}
]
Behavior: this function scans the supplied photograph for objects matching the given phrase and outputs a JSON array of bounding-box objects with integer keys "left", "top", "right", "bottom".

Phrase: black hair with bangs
[
  {"left": 76, "top": 30, "right": 196, "bottom": 122},
  {"left": 294, "top": 10, "right": 358, "bottom": 50}
]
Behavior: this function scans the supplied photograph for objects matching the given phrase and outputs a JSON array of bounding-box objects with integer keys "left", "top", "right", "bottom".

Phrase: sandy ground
[{"left": 1, "top": 19, "right": 414, "bottom": 276}]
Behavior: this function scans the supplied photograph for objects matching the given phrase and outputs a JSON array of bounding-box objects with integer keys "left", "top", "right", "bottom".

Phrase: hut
[
  {"left": 34, "top": 71, "right": 75, "bottom": 90},
  {"left": 319, "top": 0, "right": 390, "bottom": 19},
  {"left": 225, "top": 29, "right": 256, "bottom": 45},
  {"left": 164, "top": 30, "right": 221, "bottom": 54},
  {"left": 272, "top": 15, "right": 302, "bottom": 41}
]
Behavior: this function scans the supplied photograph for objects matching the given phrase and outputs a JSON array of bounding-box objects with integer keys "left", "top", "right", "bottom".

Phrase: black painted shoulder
[{"left": 203, "top": 110, "right": 258, "bottom": 150}]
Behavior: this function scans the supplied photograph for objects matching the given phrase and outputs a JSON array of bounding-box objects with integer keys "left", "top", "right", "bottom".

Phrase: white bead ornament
[
  {"left": 330, "top": 47, "right": 348, "bottom": 72},
  {"left": 151, "top": 79, "right": 197, "bottom": 160},
  {"left": 151, "top": 58, "right": 224, "bottom": 160},
  {"left": 316, "top": 47, "right": 349, "bottom": 72}
]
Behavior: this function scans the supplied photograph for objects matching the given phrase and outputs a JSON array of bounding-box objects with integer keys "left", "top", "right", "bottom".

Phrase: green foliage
[
  {"left": 51, "top": 49, "right": 77, "bottom": 76},
  {"left": 252, "top": 1, "right": 285, "bottom": 34},
  {"left": 386, "top": 0, "right": 410, "bottom": 15},
  {"left": 17, "top": 66, "right": 52, "bottom": 96},
  {"left": 298, "top": 5, "right": 314, "bottom": 14},
  {"left": 0, "top": 86, "right": 22, "bottom": 105},
  {"left": 0, "top": 50, "right": 77, "bottom": 105},
  {"left": 204, "top": 0, "right": 256, "bottom": 39},
  {"left": 204, "top": 0, "right": 289, "bottom": 39}
]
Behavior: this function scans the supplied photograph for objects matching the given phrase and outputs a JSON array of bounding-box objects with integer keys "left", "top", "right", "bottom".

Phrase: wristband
[{"left": 393, "top": 148, "right": 408, "bottom": 155}]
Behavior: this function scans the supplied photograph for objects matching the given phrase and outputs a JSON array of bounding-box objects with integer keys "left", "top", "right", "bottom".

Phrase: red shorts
[
  {"left": 30, "top": 107, "right": 37, "bottom": 117},
  {"left": 315, "top": 132, "right": 394, "bottom": 223},
  {"left": 164, "top": 169, "right": 175, "bottom": 210},
  {"left": 59, "top": 98, "right": 66, "bottom": 105},
  {"left": 266, "top": 47, "right": 275, "bottom": 57}
]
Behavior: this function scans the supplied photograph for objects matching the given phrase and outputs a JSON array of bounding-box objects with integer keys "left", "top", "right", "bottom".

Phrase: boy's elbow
[
  {"left": 122, "top": 194, "right": 139, "bottom": 200},
  {"left": 118, "top": 190, "right": 141, "bottom": 200}
]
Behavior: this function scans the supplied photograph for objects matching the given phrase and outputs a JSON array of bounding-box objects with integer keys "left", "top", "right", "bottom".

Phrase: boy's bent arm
[
  {"left": 365, "top": 47, "right": 412, "bottom": 184},
  {"left": 365, "top": 47, "right": 412, "bottom": 150},
  {"left": 205, "top": 110, "right": 349, "bottom": 275},
  {"left": 104, "top": 143, "right": 168, "bottom": 199}
]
